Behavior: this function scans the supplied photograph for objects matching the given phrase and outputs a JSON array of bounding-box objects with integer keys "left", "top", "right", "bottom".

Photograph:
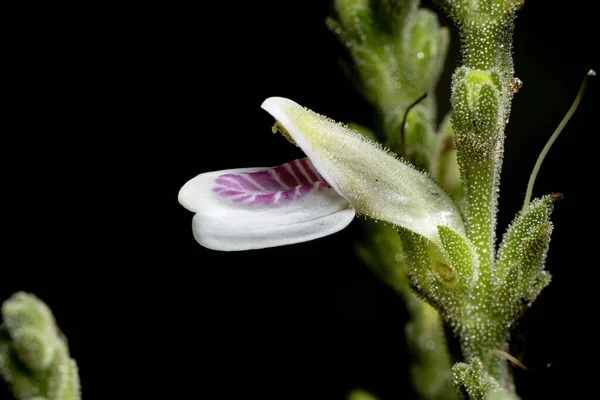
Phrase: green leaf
[{"left": 493, "top": 195, "right": 555, "bottom": 322}]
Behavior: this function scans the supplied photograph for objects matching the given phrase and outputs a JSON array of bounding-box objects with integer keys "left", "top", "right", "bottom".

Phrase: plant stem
[{"left": 438, "top": 0, "right": 523, "bottom": 386}]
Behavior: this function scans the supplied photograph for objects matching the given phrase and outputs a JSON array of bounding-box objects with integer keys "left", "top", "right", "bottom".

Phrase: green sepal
[
  {"left": 493, "top": 195, "right": 555, "bottom": 322},
  {"left": 400, "top": 229, "right": 441, "bottom": 308},
  {"left": 399, "top": 229, "right": 463, "bottom": 317},
  {"left": 438, "top": 225, "right": 479, "bottom": 292}
]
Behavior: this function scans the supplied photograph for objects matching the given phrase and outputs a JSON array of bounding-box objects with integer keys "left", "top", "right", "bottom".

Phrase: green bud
[
  {"left": 0, "top": 292, "right": 81, "bottom": 400},
  {"left": 2, "top": 292, "right": 58, "bottom": 371},
  {"left": 451, "top": 68, "right": 503, "bottom": 158},
  {"left": 349, "top": 44, "right": 389, "bottom": 106},
  {"left": 402, "top": 9, "right": 450, "bottom": 92},
  {"left": 47, "top": 345, "right": 81, "bottom": 400},
  {"left": 334, "top": 0, "right": 374, "bottom": 41},
  {"left": 380, "top": 0, "right": 419, "bottom": 28}
]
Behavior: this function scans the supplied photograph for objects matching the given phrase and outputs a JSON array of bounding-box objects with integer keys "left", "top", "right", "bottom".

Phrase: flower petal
[
  {"left": 261, "top": 97, "right": 465, "bottom": 247},
  {"left": 178, "top": 158, "right": 356, "bottom": 251}
]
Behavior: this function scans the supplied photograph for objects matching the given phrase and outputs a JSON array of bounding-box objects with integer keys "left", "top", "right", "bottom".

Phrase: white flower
[{"left": 178, "top": 97, "right": 464, "bottom": 251}]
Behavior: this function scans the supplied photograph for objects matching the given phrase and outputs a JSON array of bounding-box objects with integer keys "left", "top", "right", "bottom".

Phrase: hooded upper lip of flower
[{"left": 178, "top": 97, "right": 465, "bottom": 251}]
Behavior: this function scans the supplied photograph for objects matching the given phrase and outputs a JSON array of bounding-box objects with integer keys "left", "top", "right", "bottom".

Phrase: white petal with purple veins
[{"left": 178, "top": 158, "right": 356, "bottom": 251}]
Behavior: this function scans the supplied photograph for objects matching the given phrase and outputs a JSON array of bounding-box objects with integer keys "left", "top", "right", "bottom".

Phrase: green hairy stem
[{"left": 437, "top": 0, "right": 528, "bottom": 390}]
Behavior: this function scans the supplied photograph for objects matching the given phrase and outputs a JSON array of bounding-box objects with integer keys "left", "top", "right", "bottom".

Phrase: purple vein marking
[{"left": 213, "top": 158, "right": 331, "bottom": 206}]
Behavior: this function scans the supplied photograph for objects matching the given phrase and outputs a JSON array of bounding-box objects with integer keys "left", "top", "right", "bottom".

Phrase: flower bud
[
  {"left": 402, "top": 9, "right": 449, "bottom": 91},
  {"left": 451, "top": 68, "right": 503, "bottom": 157},
  {"left": 334, "top": 0, "right": 373, "bottom": 40},
  {"left": 2, "top": 292, "right": 58, "bottom": 371}
]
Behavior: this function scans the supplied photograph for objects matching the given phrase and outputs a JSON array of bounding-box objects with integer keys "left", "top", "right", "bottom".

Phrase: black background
[{"left": 2, "top": 1, "right": 598, "bottom": 399}]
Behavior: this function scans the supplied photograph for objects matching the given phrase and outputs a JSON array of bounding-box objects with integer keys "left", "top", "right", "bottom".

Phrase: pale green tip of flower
[{"left": 261, "top": 97, "right": 466, "bottom": 248}]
